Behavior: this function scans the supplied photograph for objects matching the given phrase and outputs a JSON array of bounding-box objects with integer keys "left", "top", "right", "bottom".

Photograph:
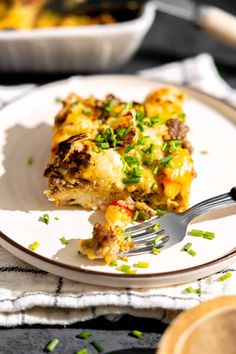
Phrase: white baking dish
[{"left": 0, "top": 2, "right": 155, "bottom": 72}]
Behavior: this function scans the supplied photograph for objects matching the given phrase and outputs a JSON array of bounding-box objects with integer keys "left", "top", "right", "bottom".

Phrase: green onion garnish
[
  {"left": 200, "top": 150, "right": 208, "bottom": 155},
  {"left": 159, "top": 155, "right": 173, "bottom": 166},
  {"left": 184, "top": 286, "right": 194, "bottom": 293},
  {"left": 60, "top": 236, "right": 68, "bottom": 245},
  {"left": 152, "top": 247, "right": 161, "bottom": 255},
  {"left": 54, "top": 217, "right": 59, "bottom": 221},
  {"left": 190, "top": 229, "right": 204, "bottom": 237},
  {"left": 133, "top": 167, "right": 142, "bottom": 178},
  {"left": 27, "top": 156, "right": 33, "bottom": 165},
  {"left": 152, "top": 235, "right": 162, "bottom": 245},
  {"left": 217, "top": 272, "right": 232, "bottom": 281},
  {"left": 39, "top": 213, "right": 49, "bottom": 225},
  {"left": 119, "top": 264, "right": 137, "bottom": 274},
  {"left": 125, "top": 144, "right": 135, "bottom": 153},
  {"left": 131, "top": 330, "right": 143, "bottom": 338},
  {"left": 183, "top": 243, "right": 192, "bottom": 251},
  {"left": 156, "top": 209, "right": 166, "bottom": 216},
  {"left": 123, "top": 177, "right": 141, "bottom": 184},
  {"left": 45, "top": 338, "right": 60, "bottom": 352},
  {"left": 202, "top": 231, "right": 215, "bottom": 240},
  {"left": 138, "top": 136, "right": 149, "bottom": 145},
  {"left": 133, "top": 210, "right": 139, "bottom": 221},
  {"left": 82, "top": 108, "right": 92, "bottom": 115},
  {"left": 137, "top": 123, "right": 144, "bottom": 132},
  {"left": 135, "top": 262, "right": 149, "bottom": 268},
  {"left": 116, "top": 127, "right": 126, "bottom": 138},
  {"left": 110, "top": 260, "right": 118, "bottom": 267},
  {"left": 153, "top": 166, "right": 159, "bottom": 175},
  {"left": 76, "top": 349, "right": 88, "bottom": 354},
  {"left": 184, "top": 287, "right": 201, "bottom": 294},
  {"left": 90, "top": 340, "right": 104, "bottom": 353},
  {"left": 28, "top": 241, "right": 40, "bottom": 252},
  {"left": 148, "top": 143, "right": 155, "bottom": 153},
  {"left": 187, "top": 249, "right": 197, "bottom": 257},
  {"left": 153, "top": 223, "right": 160, "bottom": 231},
  {"left": 100, "top": 142, "right": 109, "bottom": 149},
  {"left": 77, "top": 331, "right": 91, "bottom": 339},
  {"left": 92, "top": 146, "right": 102, "bottom": 153}
]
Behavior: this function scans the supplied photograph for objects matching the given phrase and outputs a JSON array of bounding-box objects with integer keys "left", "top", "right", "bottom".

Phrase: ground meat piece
[
  {"left": 182, "top": 139, "right": 193, "bottom": 154},
  {"left": 166, "top": 119, "right": 189, "bottom": 140}
]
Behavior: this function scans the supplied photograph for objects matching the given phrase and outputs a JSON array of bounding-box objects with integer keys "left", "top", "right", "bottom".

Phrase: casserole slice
[{"left": 44, "top": 87, "right": 195, "bottom": 263}]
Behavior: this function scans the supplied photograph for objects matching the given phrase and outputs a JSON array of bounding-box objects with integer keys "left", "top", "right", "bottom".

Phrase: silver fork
[{"left": 122, "top": 187, "right": 236, "bottom": 256}]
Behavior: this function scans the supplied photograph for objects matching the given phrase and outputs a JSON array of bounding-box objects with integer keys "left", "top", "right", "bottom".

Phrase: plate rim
[{"left": 0, "top": 74, "right": 235, "bottom": 280}]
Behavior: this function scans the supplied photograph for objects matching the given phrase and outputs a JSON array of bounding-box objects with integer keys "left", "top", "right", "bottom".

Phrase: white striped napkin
[{"left": 0, "top": 53, "right": 235, "bottom": 326}]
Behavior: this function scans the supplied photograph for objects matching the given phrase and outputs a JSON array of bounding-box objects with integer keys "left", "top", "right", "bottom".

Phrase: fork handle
[{"left": 183, "top": 187, "right": 236, "bottom": 222}]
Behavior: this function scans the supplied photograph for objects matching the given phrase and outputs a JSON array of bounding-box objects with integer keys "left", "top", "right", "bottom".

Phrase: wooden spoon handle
[{"left": 197, "top": 6, "right": 236, "bottom": 48}]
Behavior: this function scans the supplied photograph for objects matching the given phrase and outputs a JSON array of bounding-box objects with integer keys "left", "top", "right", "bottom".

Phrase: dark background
[{"left": 0, "top": 0, "right": 236, "bottom": 353}]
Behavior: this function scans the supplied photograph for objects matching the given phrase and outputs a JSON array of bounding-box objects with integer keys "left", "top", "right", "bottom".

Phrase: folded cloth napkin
[{"left": 0, "top": 53, "right": 235, "bottom": 327}]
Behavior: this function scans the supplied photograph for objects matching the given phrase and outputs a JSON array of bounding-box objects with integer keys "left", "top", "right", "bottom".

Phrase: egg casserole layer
[{"left": 44, "top": 87, "right": 195, "bottom": 263}]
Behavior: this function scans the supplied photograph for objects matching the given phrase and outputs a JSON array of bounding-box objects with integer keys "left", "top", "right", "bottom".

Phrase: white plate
[{"left": 0, "top": 75, "right": 235, "bottom": 288}]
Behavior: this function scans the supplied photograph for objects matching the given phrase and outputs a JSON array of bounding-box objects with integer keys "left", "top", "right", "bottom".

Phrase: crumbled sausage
[{"left": 166, "top": 119, "right": 189, "bottom": 140}]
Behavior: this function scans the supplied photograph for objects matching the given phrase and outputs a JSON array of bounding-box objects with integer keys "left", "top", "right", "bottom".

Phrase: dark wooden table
[{"left": 0, "top": 1, "right": 235, "bottom": 353}]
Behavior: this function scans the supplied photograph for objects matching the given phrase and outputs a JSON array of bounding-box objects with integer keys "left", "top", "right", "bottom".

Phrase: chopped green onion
[
  {"left": 45, "top": 338, "right": 60, "bottom": 352},
  {"left": 187, "top": 249, "right": 197, "bottom": 257},
  {"left": 116, "top": 127, "right": 126, "bottom": 138},
  {"left": 90, "top": 340, "right": 104, "bottom": 353},
  {"left": 156, "top": 209, "right": 166, "bottom": 216},
  {"left": 136, "top": 109, "right": 145, "bottom": 121},
  {"left": 39, "top": 213, "right": 50, "bottom": 225},
  {"left": 125, "top": 144, "right": 135, "bottom": 153},
  {"left": 159, "top": 155, "right": 173, "bottom": 166},
  {"left": 153, "top": 223, "right": 160, "bottom": 231},
  {"left": 123, "top": 177, "right": 141, "bottom": 184},
  {"left": 137, "top": 123, "right": 144, "bottom": 132},
  {"left": 100, "top": 142, "right": 110, "bottom": 149},
  {"left": 190, "top": 229, "right": 204, "bottom": 237},
  {"left": 110, "top": 260, "right": 118, "bottom": 267},
  {"left": 202, "top": 231, "right": 215, "bottom": 240},
  {"left": 148, "top": 143, "right": 155, "bottom": 153},
  {"left": 60, "top": 236, "right": 68, "bottom": 245},
  {"left": 217, "top": 272, "right": 232, "bottom": 281},
  {"left": 183, "top": 243, "right": 192, "bottom": 251},
  {"left": 162, "top": 143, "right": 168, "bottom": 152},
  {"left": 133, "top": 210, "right": 139, "bottom": 221},
  {"left": 153, "top": 166, "right": 159, "bottom": 175},
  {"left": 28, "top": 241, "right": 40, "bottom": 252},
  {"left": 76, "top": 349, "right": 88, "bottom": 354},
  {"left": 82, "top": 108, "right": 92, "bottom": 115},
  {"left": 92, "top": 146, "right": 102, "bottom": 153},
  {"left": 27, "top": 156, "right": 33, "bottom": 165},
  {"left": 124, "top": 156, "right": 139, "bottom": 165},
  {"left": 54, "top": 216, "right": 59, "bottom": 221},
  {"left": 135, "top": 262, "right": 149, "bottom": 268},
  {"left": 133, "top": 167, "right": 142, "bottom": 178},
  {"left": 200, "top": 150, "right": 208, "bottom": 155},
  {"left": 178, "top": 113, "right": 186, "bottom": 122},
  {"left": 151, "top": 183, "right": 157, "bottom": 190},
  {"left": 184, "top": 287, "right": 201, "bottom": 294},
  {"left": 77, "top": 331, "right": 91, "bottom": 339},
  {"left": 138, "top": 136, "right": 149, "bottom": 145},
  {"left": 119, "top": 264, "right": 137, "bottom": 274},
  {"left": 152, "top": 235, "right": 162, "bottom": 245},
  {"left": 184, "top": 286, "right": 194, "bottom": 293},
  {"left": 55, "top": 96, "right": 61, "bottom": 103},
  {"left": 131, "top": 330, "right": 143, "bottom": 338},
  {"left": 152, "top": 247, "right": 161, "bottom": 255}
]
